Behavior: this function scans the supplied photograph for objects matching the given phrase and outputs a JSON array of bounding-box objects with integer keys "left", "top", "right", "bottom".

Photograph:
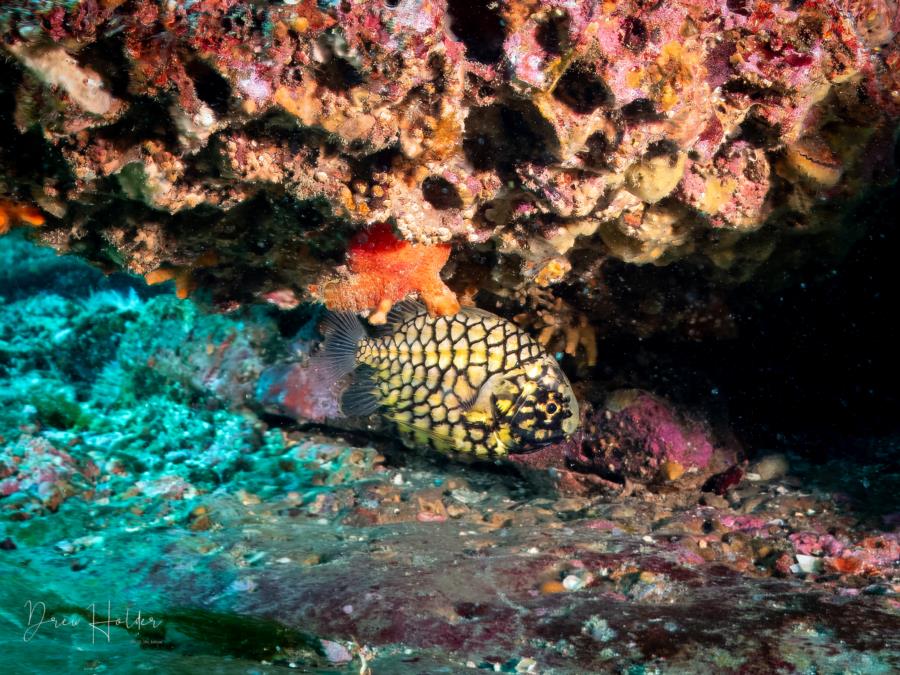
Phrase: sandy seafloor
[{"left": 0, "top": 231, "right": 897, "bottom": 674}]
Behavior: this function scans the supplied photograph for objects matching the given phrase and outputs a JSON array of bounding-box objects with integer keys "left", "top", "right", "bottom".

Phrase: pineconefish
[{"left": 318, "top": 301, "right": 580, "bottom": 458}]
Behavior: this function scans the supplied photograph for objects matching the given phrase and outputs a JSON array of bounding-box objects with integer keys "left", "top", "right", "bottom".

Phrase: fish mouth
[
  {"left": 508, "top": 424, "right": 574, "bottom": 455},
  {"left": 562, "top": 396, "right": 581, "bottom": 436}
]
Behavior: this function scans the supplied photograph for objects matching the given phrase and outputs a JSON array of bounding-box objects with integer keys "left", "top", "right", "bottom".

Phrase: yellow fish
[{"left": 318, "top": 301, "right": 580, "bottom": 459}]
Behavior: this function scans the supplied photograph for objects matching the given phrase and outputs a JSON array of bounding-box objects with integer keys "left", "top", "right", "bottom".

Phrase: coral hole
[
  {"left": 446, "top": 0, "right": 506, "bottom": 64},
  {"left": 552, "top": 62, "right": 613, "bottom": 114},
  {"left": 463, "top": 102, "right": 559, "bottom": 170},
  {"left": 312, "top": 31, "right": 364, "bottom": 91},
  {"left": 621, "top": 98, "right": 662, "bottom": 123},
  {"left": 535, "top": 8, "right": 571, "bottom": 55},
  {"left": 645, "top": 139, "right": 680, "bottom": 159},
  {"left": 422, "top": 176, "right": 463, "bottom": 210},
  {"left": 580, "top": 128, "right": 621, "bottom": 168},
  {"left": 184, "top": 59, "right": 232, "bottom": 115},
  {"left": 738, "top": 113, "right": 781, "bottom": 148},
  {"left": 622, "top": 17, "right": 648, "bottom": 52},
  {"left": 726, "top": 0, "right": 753, "bottom": 16},
  {"left": 73, "top": 35, "right": 131, "bottom": 100}
]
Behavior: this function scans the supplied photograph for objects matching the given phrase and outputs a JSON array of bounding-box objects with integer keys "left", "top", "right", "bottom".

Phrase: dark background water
[{"left": 594, "top": 180, "right": 899, "bottom": 462}]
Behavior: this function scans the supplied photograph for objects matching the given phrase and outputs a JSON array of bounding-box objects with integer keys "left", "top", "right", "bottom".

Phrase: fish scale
[{"left": 320, "top": 301, "right": 580, "bottom": 459}]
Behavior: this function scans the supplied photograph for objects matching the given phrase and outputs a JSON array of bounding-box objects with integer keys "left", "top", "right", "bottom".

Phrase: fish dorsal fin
[
  {"left": 340, "top": 365, "right": 380, "bottom": 416},
  {"left": 379, "top": 299, "right": 427, "bottom": 333},
  {"left": 314, "top": 311, "right": 367, "bottom": 380},
  {"left": 455, "top": 305, "right": 505, "bottom": 321}
]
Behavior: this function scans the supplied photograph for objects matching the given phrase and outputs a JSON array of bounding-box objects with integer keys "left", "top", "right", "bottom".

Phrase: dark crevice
[
  {"left": 74, "top": 34, "right": 131, "bottom": 100},
  {"left": 553, "top": 61, "right": 613, "bottom": 114},
  {"left": 314, "top": 57, "right": 365, "bottom": 91},
  {"left": 646, "top": 139, "right": 680, "bottom": 159},
  {"left": 184, "top": 58, "right": 232, "bottom": 116},
  {"left": 422, "top": 175, "right": 463, "bottom": 210},
  {"left": 91, "top": 96, "right": 180, "bottom": 152},
  {"left": 535, "top": 9, "right": 571, "bottom": 55},
  {"left": 463, "top": 101, "right": 560, "bottom": 171},
  {"left": 621, "top": 98, "right": 663, "bottom": 123},
  {"left": 721, "top": 78, "right": 785, "bottom": 103},
  {"left": 726, "top": 0, "right": 753, "bottom": 16},
  {"left": 446, "top": 0, "right": 506, "bottom": 64},
  {"left": 312, "top": 31, "right": 365, "bottom": 91},
  {"left": 622, "top": 16, "right": 648, "bottom": 52},
  {"left": 738, "top": 112, "right": 782, "bottom": 148}
]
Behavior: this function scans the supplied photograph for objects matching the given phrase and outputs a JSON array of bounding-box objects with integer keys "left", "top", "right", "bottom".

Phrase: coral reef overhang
[{"left": 0, "top": 0, "right": 898, "bottom": 331}]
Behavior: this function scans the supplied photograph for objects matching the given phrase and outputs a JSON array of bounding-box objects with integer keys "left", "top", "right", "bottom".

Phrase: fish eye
[{"left": 546, "top": 402, "right": 558, "bottom": 414}]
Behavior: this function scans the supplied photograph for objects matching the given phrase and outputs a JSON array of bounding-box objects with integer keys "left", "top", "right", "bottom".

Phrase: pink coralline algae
[
  {"left": 586, "top": 389, "right": 740, "bottom": 482},
  {"left": 790, "top": 531, "right": 900, "bottom": 576},
  {"left": 0, "top": 438, "right": 99, "bottom": 514},
  {"left": 509, "top": 388, "right": 741, "bottom": 495}
]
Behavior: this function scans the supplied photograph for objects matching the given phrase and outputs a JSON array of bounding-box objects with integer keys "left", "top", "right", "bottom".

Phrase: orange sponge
[{"left": 310, "top": 222, "right": 459, "bottom": 323}]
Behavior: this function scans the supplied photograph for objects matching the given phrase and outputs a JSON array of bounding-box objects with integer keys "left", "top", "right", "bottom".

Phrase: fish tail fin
[{"left": 315, "top": 311, "right": 367, "bottom": 380}]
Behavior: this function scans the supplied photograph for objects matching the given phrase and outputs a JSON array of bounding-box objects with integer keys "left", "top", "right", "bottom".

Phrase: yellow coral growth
[
  {"left": 144, "top": 251, "right": 218, "bottom": 300},
  {"left": 145, "top": 267, "right": 195, "bottom": 300},
  {"left": 0, "top": 200, "right": 45, "bottom": 235}
]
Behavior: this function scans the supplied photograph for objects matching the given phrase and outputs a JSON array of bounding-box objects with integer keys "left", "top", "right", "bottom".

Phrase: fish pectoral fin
[
  {"left": 315, "top": 311, "right": 367, "bottom": 379},
  {"left": 461, "top": 372, "right": 512, "bottom": 413},
  {"left": 461, "top": 407, "right": 492, "bottom": 426}
]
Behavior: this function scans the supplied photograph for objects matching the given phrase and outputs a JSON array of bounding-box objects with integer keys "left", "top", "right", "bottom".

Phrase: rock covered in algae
[
  {"left": 506, "top": 388, "right": 742, "bottom": 497},
  {"left": 0, "top": 0, "right": 898, "bottom": 353}
]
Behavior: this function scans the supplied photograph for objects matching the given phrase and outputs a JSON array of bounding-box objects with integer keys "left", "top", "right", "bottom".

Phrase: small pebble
[
  {"left": 540, "top": 580, "right": 566, "bottom": 594},
  {"left": 321, "top": 639, "right": 353, "bottom": 664},
  {"left": 751, "top": 454, "right": 789, "bottom": 481},
  {"left": 515, "top": 657, "right": 537, "bottom": 673},
  {"left": 660, "top": 461, "right": 685, "bottom": 481},
  {"left": 451, "top": 488, "right": 486, "bottom": 504},
  {"left": 702, "top": 493, "right": 729, "bottom": 509},
  {"left": 794, "top": 554, "right": 824, "bottom": 574},
  {"left": 55, "top": 540, "right": 75, "bottom": 555},
  {"left": 562, "top": 574, "right": 585, "bottom": 591}
]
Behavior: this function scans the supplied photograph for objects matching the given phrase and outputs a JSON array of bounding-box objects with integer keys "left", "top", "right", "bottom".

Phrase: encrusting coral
[{"left": 309, "top": 222, "right": 459, "bottom": 324}]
